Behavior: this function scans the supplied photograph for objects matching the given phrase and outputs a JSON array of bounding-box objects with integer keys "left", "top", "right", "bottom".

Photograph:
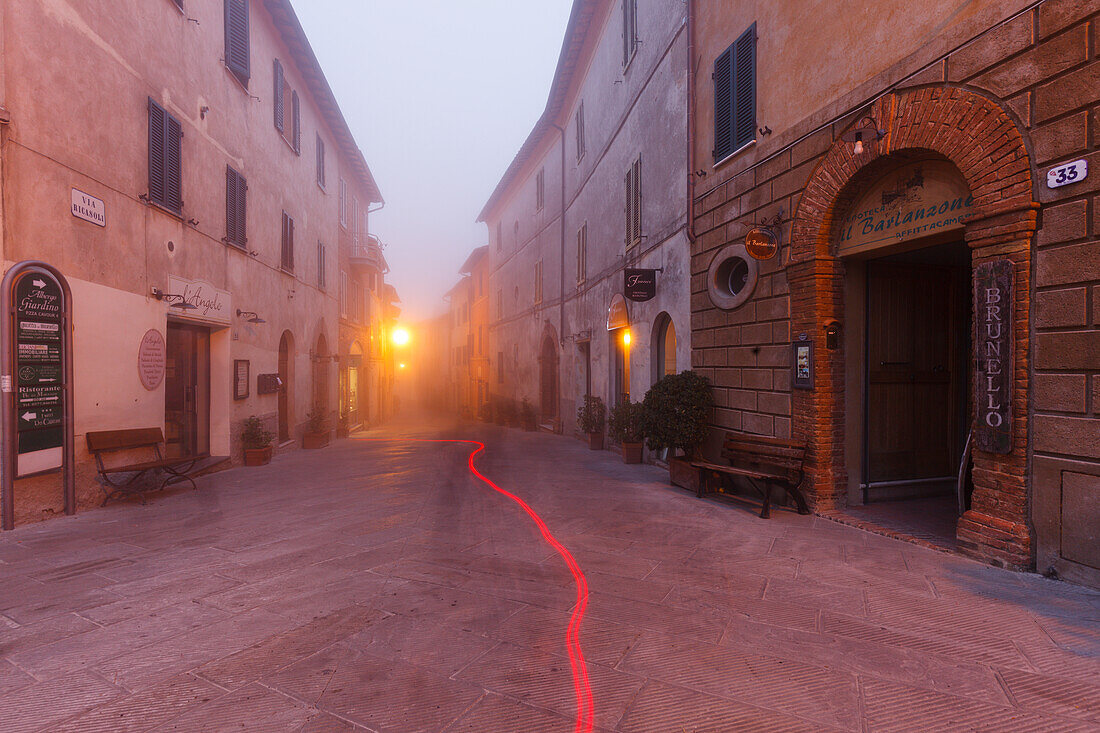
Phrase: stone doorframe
[{"left": 790, "top": 87, "right": 1037, "bottom": 569}]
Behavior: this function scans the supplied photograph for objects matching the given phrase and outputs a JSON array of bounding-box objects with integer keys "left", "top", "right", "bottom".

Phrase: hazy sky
[{"left": 291, "top": 0, "right": 574, "bottom": 323}]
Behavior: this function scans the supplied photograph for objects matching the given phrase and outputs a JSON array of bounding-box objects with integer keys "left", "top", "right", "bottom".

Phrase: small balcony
[{"left": 349, "top": 236, "right": 387, "bottom": 272}]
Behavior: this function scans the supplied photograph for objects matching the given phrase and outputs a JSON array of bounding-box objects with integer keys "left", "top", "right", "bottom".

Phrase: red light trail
[{"left": 355, "top": 438, "right": 594, "bottom": 732}]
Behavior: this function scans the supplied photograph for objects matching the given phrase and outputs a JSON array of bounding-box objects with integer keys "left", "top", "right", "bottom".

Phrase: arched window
[{"left": 653, "top": 313, "right": 677, "bottom": 384}]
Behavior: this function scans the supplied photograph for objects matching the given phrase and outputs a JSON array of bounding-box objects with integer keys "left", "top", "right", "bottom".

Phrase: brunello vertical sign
[
  {"left": 14, "top": 272, "right": 65, "bottom": 471},
  {"left": 974, "top": 260, "right": 1013, "bottom": 454}
]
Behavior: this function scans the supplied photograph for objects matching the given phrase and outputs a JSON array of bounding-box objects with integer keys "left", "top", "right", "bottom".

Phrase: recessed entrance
[
  {"left": 851, "top": 240, "right": 970, "bottom": 544},
  {"left": 165, "top": 322, "right": 210, "bottom": 458}
]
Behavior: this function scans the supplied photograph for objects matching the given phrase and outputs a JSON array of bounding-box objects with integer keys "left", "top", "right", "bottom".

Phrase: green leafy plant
[
  {"left": 306, "top": 408, "right": 328, "bottom": 433},
  {"left": 641, "top": 371, "right": 713, "bottom": 456},
  {"left": 576, "top": 394, "right": 606, "bottom": 434},
  {"left": 241, "top": 415, "right": 274, "bottom": 450},
  {"left": 608, "top": 400, "right": 647, "bottom": 444}
]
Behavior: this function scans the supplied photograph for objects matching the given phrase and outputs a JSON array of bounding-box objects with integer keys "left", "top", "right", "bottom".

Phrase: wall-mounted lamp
[
  {"left": 236, "top": 308, "right": 266, "bottom": 324},
  {"left": 151, "top": 287, "right": 197, "bottom": 310},
  {"left": 841, "top": 116, "right": 886, "bottom": 155}
]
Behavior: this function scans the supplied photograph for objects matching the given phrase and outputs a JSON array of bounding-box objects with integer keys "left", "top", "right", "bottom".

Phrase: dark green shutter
[
  {"left": 273, "top": 59, "right": 284, "bottom": 131},
  {"left": 224, "top": 0, "right": 250, "bottom": 86},
  {"left": 732, "top": 24, "right": 756, "bottom": 151},
  {"left": 291, "top": 91, "right": 301, "bottom": 153},
  {"left": 149, "top": 98, "right": 182, "bottom": 214},
  {"left": 712, "top": 47, "right": 732, "bottom": 161},
  {"left": 148, "top": 99, "right": 167, "bottom": 206}
]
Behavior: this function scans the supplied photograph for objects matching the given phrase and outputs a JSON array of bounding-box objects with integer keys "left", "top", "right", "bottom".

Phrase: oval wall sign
[
  {"left": 745, "top": 227, "right": 779, "bottom": 260},
  {"left": 138, "top": 329, "right": 166, "bottom": 391}
]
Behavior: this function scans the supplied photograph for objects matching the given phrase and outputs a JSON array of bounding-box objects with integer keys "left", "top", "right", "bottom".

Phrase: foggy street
[{"left": 1, "top": 420, "right": 1097, "bottom": 731}]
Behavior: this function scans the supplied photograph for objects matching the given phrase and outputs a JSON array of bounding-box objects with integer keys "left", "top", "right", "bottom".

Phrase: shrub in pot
[
  {"left": 641, "top": 371, "right": 713, "bottom": 490},
  {"left": 609, "top": 400, "right": 647, "bottom": 464},
  {"left": 241, "top": 415, "right": 274, "bottom": 466},
  {"left": 519, "top": 398, "right": 537, "bottom": 431},
  {"left": 303, "top": 409, "right": 330, "bottom": 449},
  {"left": 577, "top": 394, "right": 606, "bottom": 450}
]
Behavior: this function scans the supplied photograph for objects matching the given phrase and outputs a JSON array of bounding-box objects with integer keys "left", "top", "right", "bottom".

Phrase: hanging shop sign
[
  {"left": 745, "top": 227, "right": 779, "bottom": 260},
  {"left": 974, "top": 259, "right": 1013, "bottom": 455},
  {"left": 137, "top": 329, "right": 166, "bottom": 391},
  {"left": 167, "top": 275, "right": 231, "bottom": 326},
  {"left": 71, "top": 188, "right": 106, "bottom": 227},
  {"left": 607, "top": 293, "right": 630, "bottom": 331},
  {"left": 837, "top": 160, "right": 973, "bottom": 257},
  {"left": 624, "top": 269, "right": 657, "bottom": 302}
]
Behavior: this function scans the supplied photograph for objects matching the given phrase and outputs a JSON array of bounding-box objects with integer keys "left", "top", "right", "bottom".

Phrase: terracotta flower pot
[
  {"left": 669, "top": 456, "right": 702, "bottom": 492},
  {"left": 244, "top": 445, "right": 272, "bottom": 466},
  {"left": 588, "top": 432, "right": 604, "bottom": 450},
  {"left": 303, "top": 431, "right": 330, "bottom": 449},
  {"left": 622, "top": 442, "right": 643, "bottom": 464}
]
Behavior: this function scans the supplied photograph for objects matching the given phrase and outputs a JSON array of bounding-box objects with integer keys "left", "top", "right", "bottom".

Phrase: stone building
[
  {"left": 479, "top": 0, "right": 690, "bottom": 436},
  {"left": 0, "top": 0, "right": 386, "bottom": 524},
  {"left": 442, "top": 245, "right": 490, "bottom": 418},
  {"left": 688, "top": 0, "right": 1098, "bottom": 583}
]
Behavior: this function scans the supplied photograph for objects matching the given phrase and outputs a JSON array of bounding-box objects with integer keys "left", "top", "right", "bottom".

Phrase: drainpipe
[
  {"left": 685, "top": 0, "right": 697, "bottom": 244},
  {"left": 549, "top": 122, "right": 566, "bottom": 347}
]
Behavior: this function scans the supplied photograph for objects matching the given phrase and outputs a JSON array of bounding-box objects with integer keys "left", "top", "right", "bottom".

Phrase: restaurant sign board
[
  {"left": 974, "top": 259, "right": 1013, "bottom": 454},
  {"left": 167, "top": 275, "right": 231, "bottom": 326},
  {"left": 13, "top": 271, "right": 65, "bottom": 474},
  {"left": 624, "top": 269, "right": 657, "bottom": 302}
]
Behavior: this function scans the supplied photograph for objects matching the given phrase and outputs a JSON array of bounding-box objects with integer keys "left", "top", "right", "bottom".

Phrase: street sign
[
  {"left": 624, "top": 269, "right": 657, "bottom": 302},
  {"left": 13, "top": 271, "right": 65, "bottom": 472},
  {"left": 1046, "top": 159, "right": 1087, "bottom": 189}
]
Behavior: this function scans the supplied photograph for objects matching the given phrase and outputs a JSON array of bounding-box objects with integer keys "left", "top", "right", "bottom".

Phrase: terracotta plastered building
[
  {"left": 0, "top": 0, "right": 384, "bottom": 524},
  {"left": 689, "top": 0, "right": 1098, "bottom": 583}
]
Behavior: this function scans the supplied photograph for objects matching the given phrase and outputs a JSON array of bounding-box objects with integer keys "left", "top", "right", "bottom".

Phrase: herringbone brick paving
[{"left": 0, "top": 417, "right": 1096, "bottom": 731}]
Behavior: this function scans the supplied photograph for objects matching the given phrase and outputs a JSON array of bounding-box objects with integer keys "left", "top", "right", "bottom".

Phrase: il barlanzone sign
[{"left": 974, "top": 259, "right": 1013, "bottom": 455}]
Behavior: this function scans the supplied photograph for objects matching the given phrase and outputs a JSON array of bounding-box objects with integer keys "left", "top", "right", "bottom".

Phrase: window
[
  {"left": 576, "top": 222, "right": 587, "bottom": 285},
  {"left": 478, "top": 326, "right": 483, "bottom": 355},
  {"left": 339, "top": 179, "right": 348, "bottom": 227},
  {"left": 225, "top": 165, "right": 247, "bottom": 248},
  {"left": 622, "top": 0, "right": 638, "bottom": 67},
  {"left": 340, "top": 270, "right": 348, "bottom": 317},
  {"left": 625, "top": 156, "right": 641, "bottom": 247},
  {"left": 534, "top": 260, "right": 543, "bottom": 304},
  {"left": 353, "top": 197, "right": 360, "bottom": 243},
  {"left": 280, "top": 211, "right": 294, "bottom": 272},
  {"left": 316, "top": 134, "right": 326, "bottom": 188},
  {"left": 713, "top": 24, "right": 756, "bottom": 162},
  {"left": 496, "top": 221, "right": 502, "bottom": 251},
  {"left": 317, "top": 242, "right": 326, "bottom": 289},
  {"left": 497, "top": 289, "right": 503, "bottom": 319},
  {"left": 653, "top": 313, "right": 677, "bottom": 384},
  {"left": 354, "top": 279, "right": 364, "bottom": 322},
  {"left": 513, "top": 220, "right": 519, "bottom": 248},
  {"left": 272, "top": 59, "right": 300, "bottom": 153},
  {"left": 536, "top": 168, "right": 545, "bottom": 211},
  {"left": 148, "top": 98, "right": 182, "bottom": 214},
  {"left": 575, "top": 102, "right": 586, "bottom": 160},
  {"left": 224, "top": 0, "right": 250, "bottom": 87},
  {"left": 497, "top": 352, "right": 504, "bottom": 384}
]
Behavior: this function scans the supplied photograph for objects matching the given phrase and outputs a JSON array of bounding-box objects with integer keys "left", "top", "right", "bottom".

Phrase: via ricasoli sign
[{"left": 974, "top": 259, "right": 1013, "bottom": 454}]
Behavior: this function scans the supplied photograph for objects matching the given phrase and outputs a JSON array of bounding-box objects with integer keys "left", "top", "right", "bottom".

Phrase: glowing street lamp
[
  {"left": 622, "top": 329, "right": 631, "bottom": 347},
  {"left": 392, "top": 327, "right": 410, "bottom": 347}
]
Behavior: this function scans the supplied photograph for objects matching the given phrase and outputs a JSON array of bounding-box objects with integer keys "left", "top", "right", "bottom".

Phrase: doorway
[
  {"left": 539, "top": 331, "right": 559, "bottom": 422},
  {"left": 611, "top": 328, "right": 630, "bottom": 406},
  {"left": 278, "top": 331, "right": 293, "bottom": 443},
  {"left": 165, "top": 323, "right": 210, "bottom": 458},
  {"left": 858, "top": 241, "right": 970, "bottom": 539}
]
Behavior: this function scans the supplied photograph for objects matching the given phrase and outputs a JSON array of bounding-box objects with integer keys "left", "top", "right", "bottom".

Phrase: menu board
[{"left": 14, "top": 271, "right": 64, "bottom": 474}]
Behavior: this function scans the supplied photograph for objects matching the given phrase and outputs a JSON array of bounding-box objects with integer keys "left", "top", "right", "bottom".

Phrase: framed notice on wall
[
  {"left": 234, "top": 359, "right": 250, "bottom": 400},
  {"left": 792, "top": 339, "right": 813, "bottom": 390}
]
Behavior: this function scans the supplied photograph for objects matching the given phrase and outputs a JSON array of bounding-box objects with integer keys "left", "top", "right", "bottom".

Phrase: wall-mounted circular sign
[
  {"left": 745, "top": 227, "right": 778, "bottom": 260},
  {"left": 138, "top": 329, "right": 166, "bottom": 391}
]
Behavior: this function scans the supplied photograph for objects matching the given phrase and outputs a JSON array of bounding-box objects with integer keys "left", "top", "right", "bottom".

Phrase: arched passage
[
  {"left": 312, "top": 331, "right": 330, "bottom": 418},
  {"left": 651, "top": 312, "right": 677, "bottom": 385},
  {"left": 278, "top": 331, "right": 294, "bottom": 443},
  {"left": 790, "top": 86, "right": 1036, "bottom": 568},
  {"left": 538, "top": 325, "right": 559, "bottom": 422}
]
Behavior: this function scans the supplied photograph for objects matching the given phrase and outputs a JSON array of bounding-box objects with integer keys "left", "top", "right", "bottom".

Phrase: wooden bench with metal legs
[
  {"left": 86, "top": 428, "right": 207, "bottom": 506},
  {"left": 691, "top": 431, "right": 811, "bottom": 519}
]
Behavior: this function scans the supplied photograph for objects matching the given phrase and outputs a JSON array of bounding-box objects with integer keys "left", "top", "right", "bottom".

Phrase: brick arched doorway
[{"left": 790, "top": 87, "right": 1037, "bottom": 569}]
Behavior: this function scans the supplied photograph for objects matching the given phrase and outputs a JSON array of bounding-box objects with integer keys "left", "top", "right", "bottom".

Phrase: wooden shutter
[
  {"left": 732, "top": 24, "right": 756, "bottom": 151},
  {"left": 291, "top": 90, "right": 301, "bottom": 154},
  {"left": 148, "top": 99, "right": 167, "bottom": 207},
  {"left": 273, "top": 59, "right": 284, "bottom": 131},
  {"left": 316, "top": 135, "right": 325, "bottom": 186},
  {"left": 318, "top": 242, "right": 326, "bottom": 288},
  {"left": 624, "top": 167, "right": 632, "bottom": 245},
  {"left": 632, "top": 157, "right": 641, "bottom": 244},
  {"left": 281, "top": 212, "right": 294, "bottom": 271},
  {"left": 622, "top": 0, "right": 636, "bottom": 65},
  {"left": 224, "top": 0, "right": 250, "bottom": 86},
  {"left": 225, "top": 166, "right": 246, "bottom": 247},
  {"left": 713, "top": 46, "right": 733, "bottom": 161}
]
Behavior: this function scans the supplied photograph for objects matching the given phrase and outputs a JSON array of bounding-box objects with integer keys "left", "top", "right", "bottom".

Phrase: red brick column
[{"left": 790, "top": 87, "right": 1037, "bottom": 568}]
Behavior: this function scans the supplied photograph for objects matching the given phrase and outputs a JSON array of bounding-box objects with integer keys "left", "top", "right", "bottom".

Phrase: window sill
[
  {"left": 623, "top": 47, "right": 639, "bottom": 74},
  {"left": 713, "top": 139, "right": 757, "bottom": 171},
  {"left": 224, "top": 64, "right": 250, "bottom": 94},
  {"left": 144, "top": 197, "right": 184, "bottom": 222},
  {"left": 317, "top": 181, "right": 327, "bottom": 194},
  {"left": 279, "top": 133, "right": 300, "bottom": 156},
  {"left": 280, "top": 266, "right": 295, "bottom": 276}
]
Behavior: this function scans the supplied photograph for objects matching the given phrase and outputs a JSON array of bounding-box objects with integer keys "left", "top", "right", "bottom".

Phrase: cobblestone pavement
[{"left": 1, "top": 418, "right": 1098, "bottom": 732}]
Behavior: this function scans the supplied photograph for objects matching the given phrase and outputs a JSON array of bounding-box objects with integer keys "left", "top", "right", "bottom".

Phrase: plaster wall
[{"left": 487, "top": 0, "right": 690, "bottom": 438}]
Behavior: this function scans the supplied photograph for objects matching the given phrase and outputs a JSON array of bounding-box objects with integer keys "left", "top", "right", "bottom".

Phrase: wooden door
[
  {"left": 539, "top": 334, "right": 558, "bottom": 420},
  {"left": 165, "top": 323, "right": 209, "bottom": 458},
  {"left": 278, "top": 333, "right": 291, "bottom": 442},
  {"left": 866, "top": 262, "right": 962, "bottom": 486}
]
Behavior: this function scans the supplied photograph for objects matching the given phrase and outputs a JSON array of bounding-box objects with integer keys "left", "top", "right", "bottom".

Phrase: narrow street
[{"left": 1, "top": 421, "right": 1097, "bottom": 732}]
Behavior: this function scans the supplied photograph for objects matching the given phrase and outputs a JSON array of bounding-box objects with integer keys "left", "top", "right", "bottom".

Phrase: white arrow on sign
[
  {"left": 32, "top": 279, "right": 46, "bottom": 288},
  {"left": 21, "top": 412, "right": 36, "bottom": 421}
]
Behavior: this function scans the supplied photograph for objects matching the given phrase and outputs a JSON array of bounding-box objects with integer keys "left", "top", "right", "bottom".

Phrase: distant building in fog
[{"left": 479, "top": 0, "right": 690, "bottom": 435}]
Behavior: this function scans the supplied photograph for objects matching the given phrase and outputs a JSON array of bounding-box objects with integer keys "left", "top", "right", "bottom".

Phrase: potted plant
[
  {"left": 609, "top": 399, "right": 647, "bottom": 464},
  {"left": 241, "top": 415, "right": 274, "bottom": 466},
  {"left": 302, "top": 408, "right": 330, "bottom": 449},
  {"left": 519, "top": 398, "right": 537, "bottom": 431},
  {"left": 642, "top": 371, "right": 713, "bottom": 490},
  {"left": 577, "top": 394, "right": 606, "bottom": 450}
]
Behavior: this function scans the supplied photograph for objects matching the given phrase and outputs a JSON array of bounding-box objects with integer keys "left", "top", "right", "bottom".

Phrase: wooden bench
[
  {"left": 691, "top": 432, "right": 811, "bottom": 518},
  {"left": 86, "top": 428, "right": 207, "bottom": 506}
]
